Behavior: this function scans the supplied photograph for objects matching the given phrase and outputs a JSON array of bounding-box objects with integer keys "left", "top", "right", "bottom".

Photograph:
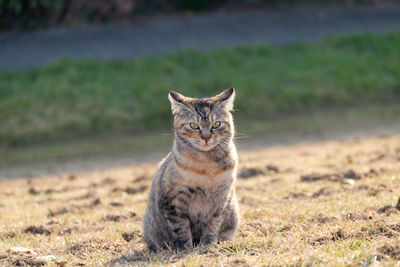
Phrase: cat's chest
[
  {"left": 172, "top": 146, "right": 237, "bottom": 187},
  {"left": 186, "top": 186, "right": 227, "bottom": 222},
  {"left": 188, "top": 188, "right": 215, "bottom": 221},
  {"left": 177, "top": 160, "right": 236, "bottom": 187}
]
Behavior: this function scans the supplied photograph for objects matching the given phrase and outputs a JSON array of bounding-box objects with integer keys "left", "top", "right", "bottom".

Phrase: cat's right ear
[{"left": 168, "top": 91, "right": 187, "bottom": 115}]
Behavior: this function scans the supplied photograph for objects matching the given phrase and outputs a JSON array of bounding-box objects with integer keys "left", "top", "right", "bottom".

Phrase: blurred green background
[
  {"left": 1, "top": 0, "right": 400, "bottom": 168},
  {"left": 0, "top": 0, "right": 384, "bottom": 31},
  {"left": 1, "top": 33, "right": 400, "bottom": 147}
]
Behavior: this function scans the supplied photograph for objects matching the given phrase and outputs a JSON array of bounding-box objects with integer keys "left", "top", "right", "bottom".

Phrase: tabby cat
[{"left": 143, "top": 88, "right": 239, "bottom": 251}]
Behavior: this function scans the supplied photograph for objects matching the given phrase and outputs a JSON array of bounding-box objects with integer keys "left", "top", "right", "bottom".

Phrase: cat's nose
[{"left": 202, "top": 136, "right": 210, "bottom": 144}]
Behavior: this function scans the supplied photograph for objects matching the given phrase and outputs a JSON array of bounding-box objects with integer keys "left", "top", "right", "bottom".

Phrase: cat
[{"left": 143, "top": 88, "right": 239, "bottom": 251}]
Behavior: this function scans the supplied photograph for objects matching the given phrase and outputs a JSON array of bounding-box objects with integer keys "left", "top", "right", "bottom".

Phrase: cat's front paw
[
  {"left": 173, "top": 238, "right": 193, "bottom": 251},
  {"left": 200, "top": 234, "right": 217, "bottom": 246}
]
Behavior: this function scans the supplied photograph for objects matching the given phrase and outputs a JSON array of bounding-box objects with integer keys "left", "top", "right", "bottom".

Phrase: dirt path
[
  {"left": 1, "top": 117, "right": 399, "bottom": 180},
  {"left": 1, "top": 3, "right": 400, "bottom": 72}
]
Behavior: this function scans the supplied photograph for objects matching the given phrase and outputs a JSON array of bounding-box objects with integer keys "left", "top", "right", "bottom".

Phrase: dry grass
[{"left": 1, "top": 135, "right": 400, "bottom": 266}]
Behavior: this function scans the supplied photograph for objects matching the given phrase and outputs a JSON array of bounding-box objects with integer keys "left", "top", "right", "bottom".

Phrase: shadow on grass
[
  {"left": 108, "top": 244, "right": 213, "bottom": 266},
  {"left": 108, "top": 248, "right": 198, "bottom": 266},
  {"left": 108, "top": 250, "right": 150, "bottom": 266}
]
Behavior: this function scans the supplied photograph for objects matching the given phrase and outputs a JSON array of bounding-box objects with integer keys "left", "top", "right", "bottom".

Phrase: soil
[{"left": 24, "top": 226, "right": 51, "bottom": 236}]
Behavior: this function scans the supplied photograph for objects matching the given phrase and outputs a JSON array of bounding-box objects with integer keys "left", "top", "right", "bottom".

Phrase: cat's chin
[{"left": 195, "top": 144, "right": 216, "bottom": 152}]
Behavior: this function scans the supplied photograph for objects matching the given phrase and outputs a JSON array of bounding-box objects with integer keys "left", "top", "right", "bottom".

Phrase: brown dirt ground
[{"left": 0, "top": 134, "right": 400, "bottom": 266}]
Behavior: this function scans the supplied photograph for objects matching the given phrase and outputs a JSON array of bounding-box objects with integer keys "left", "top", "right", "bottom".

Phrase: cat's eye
[
  {"left": 189, "top": 122, "right": 199, "bottom": 130},
  {"left": 212, "top": 121, "right": 221, "bottom": 129}
]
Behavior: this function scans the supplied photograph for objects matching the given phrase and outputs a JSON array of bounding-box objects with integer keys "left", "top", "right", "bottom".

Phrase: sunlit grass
[{"left": 0, "top": 135, "right": 399, "bottom": 266}]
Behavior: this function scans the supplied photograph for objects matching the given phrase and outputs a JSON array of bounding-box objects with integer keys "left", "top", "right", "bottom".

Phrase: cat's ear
[
  {"left": 168, "top": 91, "right": 187, "bottom": 114},
  {"left": 215, "top": 88, "right": 235, "bottom": 111}
]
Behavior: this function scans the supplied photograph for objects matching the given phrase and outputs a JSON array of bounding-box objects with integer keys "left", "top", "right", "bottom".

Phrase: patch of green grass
[{"left": 1, "top": 32, "right": 400, "bottom": 146}]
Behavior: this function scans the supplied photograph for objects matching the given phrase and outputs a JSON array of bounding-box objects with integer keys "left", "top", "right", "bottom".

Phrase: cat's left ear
[
  {"left": 168, "top": 91, "right": 187, "bottom": 115},
  {"left": 215, "top": 88, "right": 235, "bottom": 111}
]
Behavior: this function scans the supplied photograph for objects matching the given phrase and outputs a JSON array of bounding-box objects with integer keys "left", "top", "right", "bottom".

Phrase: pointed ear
[
  {"left": 215, "top": 88, "right": 235, "bottom": 111},
  {"left": 168, "top": 91, "right": 187, "bottom": 115}
]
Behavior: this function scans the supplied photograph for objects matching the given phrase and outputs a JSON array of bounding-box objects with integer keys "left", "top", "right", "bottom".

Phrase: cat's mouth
[{"left": 195, "top": 141, "right": 216, "bottom": 151}]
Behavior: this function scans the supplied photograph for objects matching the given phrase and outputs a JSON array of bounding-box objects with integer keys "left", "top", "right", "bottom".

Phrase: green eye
[
  {"left": 212, "top": 121, "right": 221, "bottom": 129},
  {"left": 190, "top": 123, "right": 199, "bottom": 130}
]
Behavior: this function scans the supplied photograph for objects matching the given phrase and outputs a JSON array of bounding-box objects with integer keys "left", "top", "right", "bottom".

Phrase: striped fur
[{"left": 143, "top": 88, "right": 239, "bottom": 251}]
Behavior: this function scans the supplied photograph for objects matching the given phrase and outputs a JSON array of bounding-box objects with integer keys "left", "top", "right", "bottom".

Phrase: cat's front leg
[
  {"left": 159, "top": 193, "right": 193, "bottom": 250},
  {"left": 200, "top": 210, "right": 225, "bottom": 246}
]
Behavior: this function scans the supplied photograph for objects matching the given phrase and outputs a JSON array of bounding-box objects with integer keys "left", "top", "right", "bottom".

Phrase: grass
[
  {"left": 0, "top": 134, "right": 399, "bottom": 266},
  {"left": 1, "top": 32, "right": 400, "bottom": 146}
]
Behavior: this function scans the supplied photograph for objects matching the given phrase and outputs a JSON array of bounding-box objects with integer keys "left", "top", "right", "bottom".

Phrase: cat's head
[{"left": 168, "top": 88, "right": 235, "bottom": 152}]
